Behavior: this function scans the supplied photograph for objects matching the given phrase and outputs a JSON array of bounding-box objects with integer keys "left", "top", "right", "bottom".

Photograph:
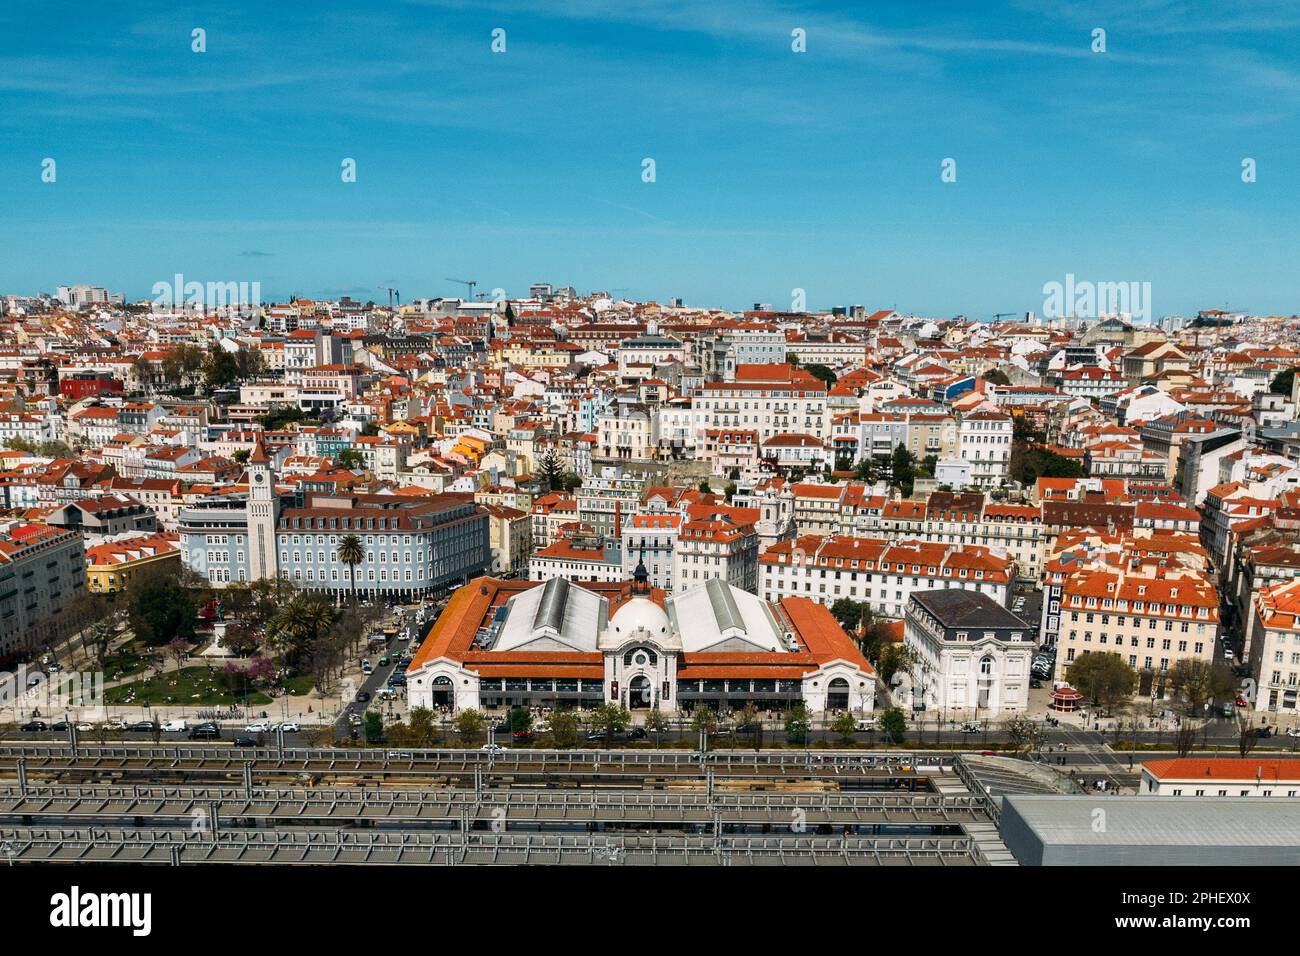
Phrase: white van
[
  {"left": 161, "top": 718, "right": 188, "bottom": 732},
  {"left": 855, "top": 718, "right": 878, "bottom": 732}
]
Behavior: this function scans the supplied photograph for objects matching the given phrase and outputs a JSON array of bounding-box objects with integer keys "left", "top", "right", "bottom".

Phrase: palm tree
[
  {"left": 266, "top": 594, "right": 336, "bottom": 672},
  {"left": 337, "top": 534, "right": 365, "bottom": 605}
]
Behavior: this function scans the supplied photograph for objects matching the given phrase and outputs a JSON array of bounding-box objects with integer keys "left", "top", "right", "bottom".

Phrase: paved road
[{"left": 330, "top": 611, "right": 426, "bottom": 740}]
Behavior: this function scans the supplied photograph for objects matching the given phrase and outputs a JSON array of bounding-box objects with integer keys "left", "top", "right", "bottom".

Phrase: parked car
[
  {"left": 378, "top": 656, "right": 390, "bottom": 666},
  {"left": 480, "top": 743, "right": 504, "bottom": 753},
  {"left": 1286, "top": 727, "right": 1300, "bottom": 738},
  {"left": 127, "top": 720, "right": 156, "bottom": 732},
  {"left": 277, "top": 721, "right": 300, "bottom": 733},
  {"left": 960, "top": 722, "right": 981, "bottom": 734},
  {"left": 233, "top": 736, "right": 258, "bottom": 747},
  {"left": 627, "top": 727, "right": 648, "bottom": 740},
  {"left": 244, "top": 722, "right": 272, "bottom": 733},
  {"left": 50, "top": 720, "right": 69, "bottom": 731},
  {"left": 355, "top": 691, "right": 371, "bottom": 703},
  {"left": 1029, "top": 678, "right": 1043, "bottom": 689},
  {"left": 188, "top": 725, "right": 220, "bottom": 740},
  {"left": 1254, "top": 726, "right": 1274, "bottom": 739},
  {"left": 855, "top": 718, "right": 878, "bottom": 732},
  {"left": 512, "top": 729, "right": 534, "bottom": 741},
  {"left": 20, "top": 720, "right": 46, "bottom": 732},
  {"left": 75, "top": 722, "right": 94, "bottom": 732}
]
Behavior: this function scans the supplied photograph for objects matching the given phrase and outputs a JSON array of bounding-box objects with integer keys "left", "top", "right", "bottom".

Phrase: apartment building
[
  {"left": 673, "top": 508, "right": 759, "bottom": 595},
  {"left": 84, "top": 532, "right": 181, "bottom": 594},
  {"left": 692, "top": 364, "right": 828, "bottom": 444},
  {"left": 957, "top": 410, "right": 1012, "bottom": 488},
  {"left": 621, "top": 512, "right": 680, "bottom": 591},
  {"left": 1058, "top": 564, "right": 1219, "bottom": 681},
  {"left": 760, "top": 534, "right": 1015, "bottom": 619},
  {"left": 1248, "top": 577, "right": 1300, "bottom": 715},
  {"left": 0, "top": 522, "right": 87, "bottom": 658}
]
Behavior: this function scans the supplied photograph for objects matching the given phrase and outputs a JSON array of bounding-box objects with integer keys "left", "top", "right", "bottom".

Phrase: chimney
[{"left": 614, "top": 498, "right": 622, "bottom": 541}]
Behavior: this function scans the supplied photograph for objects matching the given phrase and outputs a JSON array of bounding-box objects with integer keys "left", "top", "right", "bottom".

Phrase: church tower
[{"left": 246, "top": 435, "right": 280, "bottom": 581}]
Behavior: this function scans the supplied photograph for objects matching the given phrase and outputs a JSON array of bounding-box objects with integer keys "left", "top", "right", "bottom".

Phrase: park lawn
[
  {"left": 102, "top": 651, "right": 151, "bottom": 682},
  {"left": 104, "top": 665, "right": 273, "bottom": 706},
  {"left": 281, "top": 674, "right": 317, "bottom": 696}
]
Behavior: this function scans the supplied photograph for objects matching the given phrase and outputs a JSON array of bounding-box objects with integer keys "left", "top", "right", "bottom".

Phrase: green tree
[
  {"left": 336, "top": 534, "right": 365, "bottom": 605},
  {"left": 983, "top": 368, "right": 1011, "bottom": 386},
  {"left": 879, "top": 708, "right": 907, "bottom": 745},
  {"left": 336, "top": 449, "right": 365, "bottom": 471},
  {"left": 1009, "top": 445, "right": 1084, "bottom": 485},
  {"left": 784, "top": 702, "right": 809, "bottom": 745},
  {"left": 408, "top": 706, "right": 439, "bottom": 747},
  {"left": 644, "top": 709, "right": 669, "bottom": 746},
  {"left": 829, "top": 598, "right": 872, "bottom": 638},
  {"left": 589, "top": 702, "right": 631, "bottom": 743},
  {"left": 854, "top": 456, "right": 881, "bottom": 484},
  {"left": 203, "top": 349, "right": 241, "bottom": 389},
  {"left": 549, "top": 711, "right": 579, "bottom": 747},
  {"left": 1065, "top": 652, "right": 1138, "bottom": 715},
  {"left": 1166, "top": 659, "right": 1236, "bottom": 720},
  {"left": 698, "top": 479, "right": 712, "bottom": 495},
  {"left": 1270, "top": 367, "right": 1296, "bottom": 396},
  {"left": 876, "top": 643, "right": 916, "bottom": 687},
  {"left": 803, "top": 363, "right": 837, "bottom": 387},
  {"left": 455, "top": 708, "right": 485, "bottom": 745},
  {"left": 363, "top": 709, "right": 384, "bottom": 744},
  {"left": 128, "top": 569, "right": 198, "bottom": 646},
  {"left": 891, "top": 443, "right": 917, "bottom": 496},
  {"left": 724, "top": 481, "right": 737, "bottom": 503},
  {"left": 265, "top": 593, "right": 337, "bottom": 671},
  {"left": 535, "top": 446, "right": 566, "bottom": 491},
  {"left": 691, "top": 705, "right": 719, "bottom": 738},
  {"left": 832, "top": 712, "right": 857, "bottom": 741},
  {"left": 507, "top": 706, "right": 532, "bottom": 733}
]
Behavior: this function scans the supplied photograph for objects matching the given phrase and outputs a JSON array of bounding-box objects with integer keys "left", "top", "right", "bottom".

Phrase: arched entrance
[
  {"left": 827, "top": 677, "right": 850, "bottom": 710},
  {"left": 628, "top": 675, "right": 653, "bottom": 709},
  {"left": 431, "top": 676, "right": 453, "bottom": 709}
]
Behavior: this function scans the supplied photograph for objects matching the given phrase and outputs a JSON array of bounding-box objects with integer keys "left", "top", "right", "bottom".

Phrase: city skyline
[{"left": 4, "top": 0, "right": 1300, "bottom": 315}]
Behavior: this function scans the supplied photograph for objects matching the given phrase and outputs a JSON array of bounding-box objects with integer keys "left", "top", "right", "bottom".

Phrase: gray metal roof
[
  {"left": 911, "top": 588, "right": 1028, "bottom": 629},
  {"left": 1003, "top": 796, "right": 1300, "bottom": 847}
]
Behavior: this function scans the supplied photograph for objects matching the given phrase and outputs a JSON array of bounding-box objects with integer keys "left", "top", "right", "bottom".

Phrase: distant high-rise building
[{"left": 56, "top": 284, "right": 121, "bottom": 309}]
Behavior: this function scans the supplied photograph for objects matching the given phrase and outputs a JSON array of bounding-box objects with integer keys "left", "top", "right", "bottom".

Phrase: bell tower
[{"left": 246, "top": 435, "right": 280, "bottom": 581}]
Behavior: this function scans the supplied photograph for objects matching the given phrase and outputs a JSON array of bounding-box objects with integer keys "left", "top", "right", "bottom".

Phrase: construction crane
[
  {"left": 378, "top": 287, "right": 399, "bottom": 309},
  {"left": 445, "top": 278, "right": 477, "bottom": 300}
]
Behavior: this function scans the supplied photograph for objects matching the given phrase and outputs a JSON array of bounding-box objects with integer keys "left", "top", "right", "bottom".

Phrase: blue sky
[{"left": 2, "top": 0, "right": 1299, "bottom": 317}]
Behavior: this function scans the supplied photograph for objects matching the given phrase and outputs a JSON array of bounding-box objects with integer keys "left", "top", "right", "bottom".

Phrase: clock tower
[{"left": 246, "top": 435, "right": 280, "bottom": 581}]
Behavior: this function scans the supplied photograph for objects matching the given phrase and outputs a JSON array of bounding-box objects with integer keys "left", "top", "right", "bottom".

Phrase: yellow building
[{"left": 85, "top": 532, "right": 180, "bottom": 594}]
